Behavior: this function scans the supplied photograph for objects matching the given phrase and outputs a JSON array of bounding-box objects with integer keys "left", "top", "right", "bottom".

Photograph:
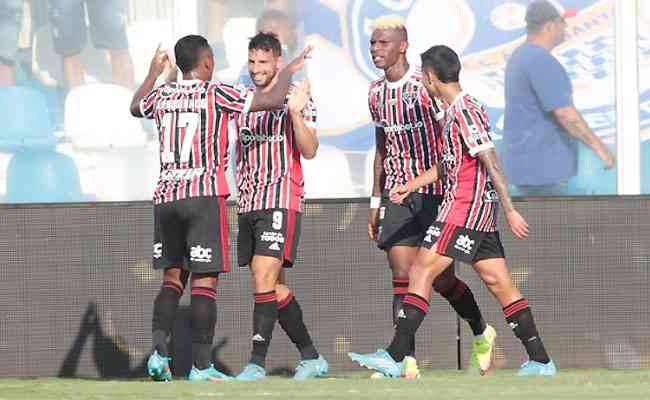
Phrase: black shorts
[
  {"left": 153, "top": 196, "right": 230, "bottom": 274},
  {"left": 238, "top": 208, "right": 302, "bottom": 268},
  {"left": 376, "top": 192, "right": 442, "bottom": 250},
  {"left": 420, "top": 221, "right": 505, "bottom": 263},
  {"left": 49, "top": 0, "right": 129, "bottom": 56}
]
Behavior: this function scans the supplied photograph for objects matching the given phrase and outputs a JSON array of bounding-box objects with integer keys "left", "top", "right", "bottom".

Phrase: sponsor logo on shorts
[
  {"left": 153, "top": 242, "right": 163, "bottom": 259},
  {"left": 260, "top": 231, "right": 285, "bottom": 244},
  {"left": 252, "top": 334, "right": 266, "bottom": 342},
  {"left": 454, "top": 234, "right": 475, "bottom": 255},
  {"left": 190, "top": 245, "right": 212, "bottom": 263},
  {"left": 397, "top": 309, "right": 406, "bottom": 319},
  {"left": 423, "top": 225, "right": 441, "bottom": 243}
]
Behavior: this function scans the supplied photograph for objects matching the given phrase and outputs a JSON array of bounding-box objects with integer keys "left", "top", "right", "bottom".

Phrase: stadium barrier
[{"left": 1, "top": 197, "right": 649, "bottom": 377}]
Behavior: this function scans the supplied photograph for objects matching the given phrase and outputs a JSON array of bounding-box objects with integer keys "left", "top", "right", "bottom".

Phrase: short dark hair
[
  {"left": 174, "top": 35, "right": 211, "bottom": 73},
  {"left": 248, "top": 32, "right": 282, "bottom": 57},
  {"left": 420, "top": 45, "right": 461, "bottom": 83}
]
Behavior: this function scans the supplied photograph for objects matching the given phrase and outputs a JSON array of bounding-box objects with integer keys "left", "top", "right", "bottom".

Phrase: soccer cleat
[
  {"left": 293, "top": 355, "right": 329, "bottom": 380},
  {"left": 147, "top": 350, "right": 172, "bottom": 382},
  {"left": 348, "top": 349, "right": 402, "bottom": 378},
  {"left": 235, "top": 363, "right": 266, "bottom": 381},
  {"left": 401, "top": 356, "right": 421, "bottom": 379},
  {"left": 188, "top": 364, "right": 232, "bottom": 382},
  {"left": 468, "top": 324, "right": 497, "bottom": 375},
  {"left": 517, "top": 359, "right": 557, "bottom": 376}
]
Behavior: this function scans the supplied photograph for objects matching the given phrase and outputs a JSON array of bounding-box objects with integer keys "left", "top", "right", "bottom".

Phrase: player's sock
[
  {"left": 440, "top": 278, "right": 486, "bottom": 336},
  {"left": 152, "top": 280, "right": 184, "bottom": 357},
  {"left": 249, "top": 291, "right": 278, "bottom": 368},
  {"left": 386, "top": 293, "right": 429, "bottom": 362},
  {"left": 503, "top": 298, "right": 550, "bottom": 364},
  {"left": 278, "top": 292, "right": 319, "bottom": 360},
  {"left": 392, "top": 278, "right": 415, "bottom": 356},
  {"left": 191, "top": 286, "right": 217, "bottom": 370}
]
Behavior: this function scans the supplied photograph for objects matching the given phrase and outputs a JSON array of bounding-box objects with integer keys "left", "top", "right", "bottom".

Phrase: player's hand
[
  {"left": 148, "top": 44, "right": 170, "bottom": 78},
  {"left": 601, "top": 149, "right": 616, "bottom": 170},
  {"left": 368, "top": 208, "right": 380, "bottom": 241},
  {"left": 389, "top": 185, "right": 410, "bottom": 204},
  {"left": 287, "top": 80, "right": 310, "bottom": 115},
  {"left": 505, "top": 209, "right": 529, "bottom": 240},
  {"left": 287, "top": 45, "right": 314, "bottom": 74}
]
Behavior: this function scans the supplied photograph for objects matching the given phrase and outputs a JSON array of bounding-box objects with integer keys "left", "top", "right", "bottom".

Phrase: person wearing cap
[{"left": 502, "top": 0, "right": 615, "bottom": 196}]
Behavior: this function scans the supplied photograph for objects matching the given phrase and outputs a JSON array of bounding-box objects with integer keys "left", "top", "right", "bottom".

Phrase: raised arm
[
  {"left": 249, "top": 46, "right": 313, "bottom": 112},
  {"left": 477, "top": 148, "right": 529, "bottom": 239},
  {"left": 287, "top": 80, "right": 318, "bottom": 159},
  {"left": 553, "top": 105, "right": 615, "bottom": 168},
  {"left": 130, "top": 46, "right": 172, "bottom": 117}
]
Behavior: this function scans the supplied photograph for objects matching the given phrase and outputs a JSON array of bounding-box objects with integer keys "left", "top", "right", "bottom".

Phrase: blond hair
[{"left": 370, "top": 15, "right": 406, "bottom": 32}]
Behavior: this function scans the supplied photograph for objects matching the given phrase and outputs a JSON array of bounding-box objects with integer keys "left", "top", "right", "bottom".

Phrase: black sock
[
  {"left": 503, "top": 298, "right": 550, "bottom": 364},
  {"left": 386, "top": 293, "right": 428, "bottom": 362},
  {"left": 278, "top": 293, "right": 319, "bottom": 360},
  {"left": 152, "top": 281, "right": 183, "bottom": 357},
  {"left": 250, "top": 291, "right": 278, "bottom": 368},
  {"left": 392, "top": 278, "right": 415, "bottom": 356},
  {"left": 439, "top": 278, "right": 486, "bottom": 336},
  {"left": 191, "top": 287, "right": 217, "bottom": 370}
]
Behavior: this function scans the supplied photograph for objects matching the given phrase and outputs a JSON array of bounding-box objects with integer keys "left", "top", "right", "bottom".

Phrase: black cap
[{"left": 525, "top": 0, "right": 576, "bottom": 26}]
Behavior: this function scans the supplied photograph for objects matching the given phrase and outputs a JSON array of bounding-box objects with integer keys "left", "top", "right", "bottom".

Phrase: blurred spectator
[
  {"left": 48, "top": 0, "right": 134, "bottom": 89},
  {"left": 0, "top": 0, "right": 24, "bottom": 85},
  {"left": 502, "top": 0, "right": 615, "bottom": 196}
]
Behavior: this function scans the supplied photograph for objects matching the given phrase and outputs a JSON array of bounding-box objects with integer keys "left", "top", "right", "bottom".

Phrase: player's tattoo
[{"left": 477, "top": 148, "right": 514, "bottom": 213}]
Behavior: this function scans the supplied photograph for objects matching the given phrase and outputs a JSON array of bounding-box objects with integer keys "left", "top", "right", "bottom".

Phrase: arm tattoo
[{"left": 477, "top": 149, "right": 515, "bottom": 213}]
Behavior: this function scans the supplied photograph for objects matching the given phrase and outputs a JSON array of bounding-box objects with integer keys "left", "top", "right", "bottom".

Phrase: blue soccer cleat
[
  {"left": 293, "top": 356, "right": 329, "bottom": 380},
  {"left": 517, "top": 359, "right": 557, "bottom": 376},
  {"left": 147, "top": 350, "right": 172, "bottom": 382},
  {"left": 348, "top": 349, "right": 402, "bottom": 378},
  {"left": 188, "top": 364, "right": 232, "bottom": 382},
  {"left": 235, "top": 363, "right": 266, "bottom": 381}
]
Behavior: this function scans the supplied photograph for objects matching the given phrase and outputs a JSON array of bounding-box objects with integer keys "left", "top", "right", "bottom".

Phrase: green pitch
[{"left": 1, "top": 370, "right": 648, "bottom": 400}]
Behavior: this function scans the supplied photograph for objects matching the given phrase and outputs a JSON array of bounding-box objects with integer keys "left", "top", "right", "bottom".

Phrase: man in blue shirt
[{"left": 503, "top": 0, "right": 615, "bottom": 196}]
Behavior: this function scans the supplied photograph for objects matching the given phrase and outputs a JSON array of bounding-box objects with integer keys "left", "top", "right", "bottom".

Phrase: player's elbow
[{"left": 130, "top": 103, "right": 142, "bottom": 118}]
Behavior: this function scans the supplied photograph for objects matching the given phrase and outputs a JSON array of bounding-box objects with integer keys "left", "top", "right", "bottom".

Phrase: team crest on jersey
[
  {"left": 402, "top": 91, "right": 419, "bottom": 108},
  {"left": 272, "top": 108, "right": 286, "bottom": 120}
]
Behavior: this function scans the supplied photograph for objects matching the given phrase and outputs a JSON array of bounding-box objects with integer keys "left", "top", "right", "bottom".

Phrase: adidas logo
[
  {"left": 252, "top": 334, "right": 265, "bottom": 342},
  {"left": 508, "top": 322, "right": 519, "bottom": 329},
  {"left": 268, "top": 242, "right": 280, "bottom": 251},
  {"left": 424, "top": 235, "right": 432, "bottom": 243},
  {"left": 397, "top": 309, "right": 406, "bottom": 319}
]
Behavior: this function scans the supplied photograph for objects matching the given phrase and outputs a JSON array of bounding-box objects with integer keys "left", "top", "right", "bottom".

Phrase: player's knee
[{"left": 432, "top": 274, "right": 456, "bottom": 294}]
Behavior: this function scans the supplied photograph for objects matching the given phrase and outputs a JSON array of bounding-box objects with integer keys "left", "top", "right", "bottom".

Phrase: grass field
[{"left": 1, "top": 370, "right": 649, "bottom": 400}]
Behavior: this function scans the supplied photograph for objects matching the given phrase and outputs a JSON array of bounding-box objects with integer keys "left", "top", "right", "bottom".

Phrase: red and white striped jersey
[
  {"left": 437, "top": 92, "right": 499, "bottom": 232},
  {"left": 234, "top": 86, "right": 317, "bottom": 213},
  {"left": 140, "top": 79, "right": 252, "bottom": 204},
  {"left": 368, "top": 65, "right": 445, "bottom": 195}
]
